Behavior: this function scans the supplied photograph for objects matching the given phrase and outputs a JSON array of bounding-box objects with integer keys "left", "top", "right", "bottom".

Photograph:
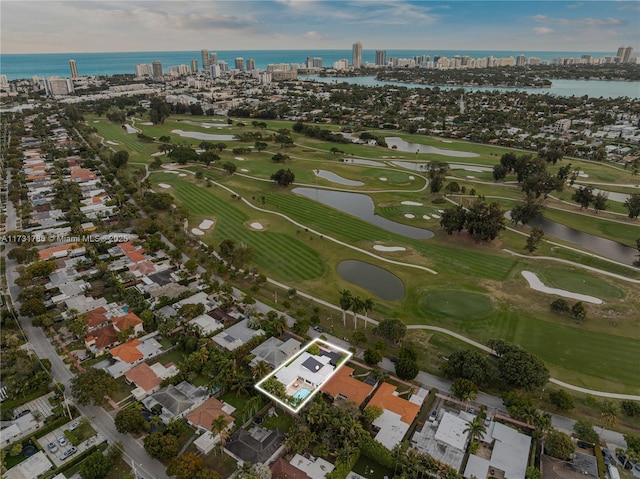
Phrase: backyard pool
[{"left": 293, "top": 388, "right": 311, "bottom": 401}]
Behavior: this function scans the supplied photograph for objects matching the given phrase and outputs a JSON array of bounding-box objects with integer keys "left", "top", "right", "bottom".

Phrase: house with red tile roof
[
  {"left": 270, "top": 458, "right": 312, "bottom": 479},
  {"left": 85, "top": 324, "right": 118, "bottom": 354},
  {"left": 125, "top": 362, "right": 178, "bottom": 400},
  {"left": 117, "top": 241, "right": 147, "bottom": 263},
  {"left": 70, "top": 168, "right": 96, "bottom": 182},
  {"left": 84, "top": 307, "right": 109, "bottom": 330},
  {"left": 113, "top": 312, "right": 144, "bottom": 336},
  {"left": 109, "top": 339, "right": 143, "bottom": 364},
  {"left": 185, "top": 397, "right": 235, "bottom": 434},
  {"left": 366, "top": 382, "right": 421, "bottom": 450},
  {"left": 321, "top": 366, "right": 374, "bottom": 407},
  {"left": 38, "top": 243, "right": 78, "bottom": 260}
]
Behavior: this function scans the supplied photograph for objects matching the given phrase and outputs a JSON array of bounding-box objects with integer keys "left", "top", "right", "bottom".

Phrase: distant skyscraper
[
  {"left": 352, "top": 41, "right": 363, "bottom": 68},
  {"left": 152, "top": 61, "right": 163, "bottom": 80},
  {"left": 135, "top": 64, "right": 153, "bottom": 77},
  {"left": 210, "top": 53, "right": 218, "bottom": 65},
  {"left": 201, "top": 49, "right": 210, "bottom": 70},
  {"left": 375, "top": 50, "right": 386, "bottom": 66},
  {"left": 516, "top": 55, "right": 526, "bottom": 66},
  {"left": 235, "top": 57, "right": 245, "bottom": 71},
  {"left": 210, "top": 64, "right": 221, "bottom": 78},
  {"left": 247, "top": 58, "right": 256, "bottom": 70},
  {"left": 312, "top": 57, "right": 323, "bottom": 68},
  {"left": 44, "top": 77, "right": 74, "bottom": 96},
  {"left": 191, "top": 59, "right": 198, "bottom": 73},
  {"left": 617, "top": 46, "right": 633, "bottom": 63},
  {"left": 68, "top": 59, "right": 78, "bottom": 79},
  {"left": 218, "top": 61, "right": 229, "bottom": 72}
]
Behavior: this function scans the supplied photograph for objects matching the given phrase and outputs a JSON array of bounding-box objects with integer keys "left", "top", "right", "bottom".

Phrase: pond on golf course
[
  {"left": 337, "top": 260, "right": 405, "bottom": 301},
  {"left": 170, "top": 129, "right": 237, "bottom": 141},
  {"left": 313, "top": 169, "right": 364, "bottom": 186},
  {"left": 385, "top": 137, "right": 479, "bottom": 157},
  {"left": 520, "top": 214, "right": 638, "bottom": 267},
  {"left": 292, "top": 187, "right": 434, "bottom": 239}
]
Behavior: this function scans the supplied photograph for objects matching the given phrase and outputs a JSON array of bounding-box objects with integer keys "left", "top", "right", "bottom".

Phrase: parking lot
[{"left": 38, "top": 420, "right": 103, "bottom": 467}]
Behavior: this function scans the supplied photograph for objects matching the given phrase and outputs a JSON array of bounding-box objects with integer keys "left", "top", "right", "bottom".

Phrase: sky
[{"left": 1, "top": 0, "right": 639, "bottom": 54}]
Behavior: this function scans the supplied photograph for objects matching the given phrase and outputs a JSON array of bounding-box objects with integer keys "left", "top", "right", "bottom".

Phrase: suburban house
[
  {"left": 212, "top": 318, "right": 265, "bottom": 351},
  {"left": 124, "top": 361, "right": 178, "bottom": 400},
  {"left": 249, "top": 336, "right": 301, "bottom": 368},
  {"left": 320, "top": 365, "right": 374, "bottom": 407},
  {"left": 189, "top": 314, "right": 224, "bottom": 336},
  {"left": 464, "top": 421, "right": 532, "bottom": 479},
  {"left": 186, "top": 397, "right": 236, "bottom": 453},
  {"left": 366, "top": 382, "right": 420, "bottom": 450},
  {"left": 105, "top": 335, "right": 163, "bottom": 377},
  {"left": 141, "top": 381, "right": 208, "bottom": 425},
  {"left": 225, "top": 426, "right": 286, "bottom": 464},
  {"left": 411, "top": 410, "right": 472, "bottom": 471}
]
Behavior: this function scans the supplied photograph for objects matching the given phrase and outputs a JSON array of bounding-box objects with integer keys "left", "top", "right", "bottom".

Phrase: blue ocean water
[{"left": 0, "top": 49, "right": 613, "bottom": 80}]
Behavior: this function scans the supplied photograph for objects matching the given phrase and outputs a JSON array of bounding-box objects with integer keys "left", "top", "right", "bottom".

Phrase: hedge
[
  {"left": 63, "top": 429, "right": 81, "bottom": 446},
  {"left": 360, "top": 435, "right": 395, "bottom": 469},
  {"left": 594, "top": 444, "right": 606, "bottom": 479},
  {"left": 326, "top": 449, "right": 361, "bottom": 479}
]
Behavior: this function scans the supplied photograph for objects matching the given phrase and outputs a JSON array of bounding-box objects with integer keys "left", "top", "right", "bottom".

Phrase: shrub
[
  {"left": 550, "top": 298, "right": 570, "bottom": 313},
  {"left": 549, "top": 389, "right": 574, "bottom": 410}
]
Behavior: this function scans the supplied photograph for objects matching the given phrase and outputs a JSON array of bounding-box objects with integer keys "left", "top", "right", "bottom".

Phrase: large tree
[
  {"left": 497, "top": 348, "right": 549, "bottom": 390},
  {"left": 624, "top": 193, "right": 640, "bottom": 219},
  {"left": 465, "top": 200, "right": 505, "bottom": 242},
  {"left": 440, "top": 205, "right": 467, "bottom": 235},
  {"left": 167, "top": 453, "right": 205, "bottom": 479},
  {"left": 572, "top": 186, "right": 594, "bottom": 209},
  {"left": 80, "top": 451, "right": 113, "bottom": 479},
  {"left": 271, "top": 168, "right": 295, "bottom": 186},
  {"left": 144, "top": 431, "right": 179, "bottom": 460},
  {"left": 375, "top": 318, "right": 407, "bottom": 343},
  {"left": 71, "top": 368, "right": 118, "bottom": 406},
  {"left": 450, "top": 378, "right": 479, "bottom": 403},
  {"left": 545, "top": 430, "right": 575, "bottom": 460},
  {"left": 442, "top": 350, "right": 490, "bottom": 387},
  {"left": 114, "top": 405, "right": 148, "bottom": 434}
]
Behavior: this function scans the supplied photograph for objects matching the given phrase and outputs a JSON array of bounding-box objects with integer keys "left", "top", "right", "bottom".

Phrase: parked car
[
  {"left": 467, "top": 407, "right": 476, "bottom": 415},
  {"left": 484, "top": 416, "right": 491, "bottom": 427},
  {"left": 68, "top": 421, "right": 80, "bottom": 431},
  {"left": 15, "top": 409, "right": 31, "bottom": 418},
  {"left": 58, "top": 447, "right": 77, "bottom": 461},
  {"left": 390, "top": 357, "right": 398, "bottom": 363},
  {"left": 428, "top": 410, "right": 438, "bottom": 422},
  {"left": 313, "top": 326, "right": 324, "bottom": 333},
  {"left": 57, "top": 436, "right": 67, "bottom": 447},
  {"left": 602, "top": 449, "right": 612, "bottom": 466},
  {"left": 47, "top": 442, "right": 58, "bottom": 453}
]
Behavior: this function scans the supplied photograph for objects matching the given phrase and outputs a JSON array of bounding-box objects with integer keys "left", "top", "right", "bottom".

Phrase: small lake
[
  {"left": 178, "top": 120, "right": 231, "bottom": 128},
  {"left": 386, "top": 137, "right": 480, "bottom": 157},
  {"left": 314, "top": 169, "right": 364, "bottom": 186},
  {"left": 170, "top": 129, "right": 236, "bottom": 141},
  {"left": 520, "top": 214, "right": 638, "bottom": 266},
  {"left": 337, "top": 260, "right": 405, "bottom": 301},
  {"left": 293, "top": 187, "right": 434, "bottom": 239},
  {"left": 392, "top": 160, "right": 492, "bottom": 173}
]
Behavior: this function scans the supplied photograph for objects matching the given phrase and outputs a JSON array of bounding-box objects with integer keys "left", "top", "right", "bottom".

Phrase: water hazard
[
  {"left": 292, "top": 187, "right": 434, "bottom": 239},
  {"left": 337, "top": 260, "right": 405, "bottom": 300},
  {"left": 385, "top": 137, "right": 479, "bottom": 157},
  {"left": 313, "top": 169, "right": 364, "bottom": 186},
  {"left": 170, "top": 129, "right": 237, "bottom": 141}
]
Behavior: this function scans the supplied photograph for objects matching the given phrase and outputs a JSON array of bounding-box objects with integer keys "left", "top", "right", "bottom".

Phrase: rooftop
[
  {"left": 367, "top": 382, "right": 420, "bottom": 425},
  {"left": 185, "top": 397, "right": 235, "bottom": 432},
  {"left": 321, "top": 366, "right": 374, "bottom": 407}
]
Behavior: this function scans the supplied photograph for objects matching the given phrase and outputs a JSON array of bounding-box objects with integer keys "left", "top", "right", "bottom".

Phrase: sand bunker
[
  {"left": 158, "top": 183, "right": 171, "bottom": 189},
  {"left": 234, "top": 157, "right": 245, "bottom": 161},
  {"left": 423, "top": 215, "right": 431, "bottom": 220},
  {"left": 404, "top": 213, "right": 415, "bottom": 219},
  {"left": 380, "top": 177, "right": 388, "bottom": 182},
  {"left": 373, "top": 245, "right": 407, "bottom": 252},
  {"left": 240, "top": 168, "right": 249, "bottom": 172},
  {"left": 151, "top": 152, "right": 164, "bottom": 157},
  {"left": 199, "top": 219, "right": 214, "bottom": 230},
  {"left": 437, "top": 210, "right": 445, "bottom": 213},
  {"left": 191, "top": 228, "right": 205, "bottom": 236},
  {"left": 467, "top": 175, "right": 476, "bottom": 179},
  {"left": 431, "top": 214, "right": 440, "bottom": 219},
  {"left": 250, "top": 222, "right": 264, "bottom": 230},
  {"left": 140, "top": 122, "right": 153, "bottom": 126},
  {"left": 106, "top": 141, "right": 119, "bottom": 145},
  {"left": 521, "top": 271, "right": 602, "bottom": 304},
  {"left": 577, "top": 171, "right": 589, "bottom": 178},
  {"left": 402, "top": 201, "right": 423, "bottom": 206},
  {"left": 179, "top": 173, "right": 187, "bottom": 177},
  {"left": 93, "top": 120, "right": 100, "bottom": 123},
  {"left": 409, "top": 176, "right": 415, "bottom": 180}
]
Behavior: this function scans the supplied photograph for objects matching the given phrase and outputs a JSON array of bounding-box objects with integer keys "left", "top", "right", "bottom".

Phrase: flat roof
[{"left": 435, "top": 412, "right": 469, "bottom": 451}]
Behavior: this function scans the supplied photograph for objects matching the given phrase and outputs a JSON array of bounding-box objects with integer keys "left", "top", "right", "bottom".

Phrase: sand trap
[
  {"left": 162, "top": 170, "right": 180, "bottom": 174},
  {"left": 199, "top": 219, "right": 214, "bottom": 230},
  {"left": 431, "top": 214, "right": 440, "bottom": 219},
  {"left": 234, "top": 157, "right": 245, "bottom": 161},
  {"left": 191, "top": 228, "right": 205, "bottom": 236},
  {"left": 409, "top": 176, "right": 415, "bottom": 180},
  {"left": 521, "top": 271, "right": 602, "bottom": 304},
  {"left": 577, "top": 171, "right": 589, "bottom": 178},
  {"left": 93, "top": 120, "right": 100, "bottom": 123},
  {"left": 467, "top": 175, "right": 476, "bottom": 179},
  {"left": 402, "top": 201, "right": 423, "bottom": 206},
  {"left": 158, "top": 183, "right": 171, "bottom": 189},
  {"left": 106, "top": 141, "right": 119, "bottom": 145},
  {"left": 140, "top": 122, "right": 153, "bottom": 125},
  {"left": 404, "top": 213, "right": 415, "bottom": 219},
  {"left": 151, "top": 152, "right": 164, "bottom": 157},
  {"left": 179, "top": 173, "right": 187, "bottom": 177},
  {"left": 373, "top": 245, "right": 407, "bottom": 252},
  {"left": 124, "top": 124, "right": 139, "bottom": 134},
  {"left": 240, "top": 168, "right": 249, "bottom": 172},
  {"left": 442, "top": 140, "right": 452, "bottom": 143},
  {"left": 250, "top": 222, "right": 264, "bottom": 230},
  {"left": 437, "top": 210, "right": 445, "bottom": 213},
  {"left": 380, "top": 177, "right": 388, "bottom": 182},
  {"left": 423, "top": 215, "right": 431, "bottom": 220}
]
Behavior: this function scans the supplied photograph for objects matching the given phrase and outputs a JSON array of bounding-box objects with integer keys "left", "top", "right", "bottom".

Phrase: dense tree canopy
[
  {"left": 545, "top": 430, "right": 575, "bottom": 460},
  {"left": 271, "top": 168, "right": 295, "bottom": 186},
  {"left": 442, "top": 350, "right": 490, "bottom": 387},
  {"left": 71, "top": 368, "right": 118, "bottom": 406}
]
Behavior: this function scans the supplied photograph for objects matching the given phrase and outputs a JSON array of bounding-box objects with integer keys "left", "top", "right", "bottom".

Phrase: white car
[
  {"left": 57, "top": 436, "right": 67, "bottom": 447},
  {"left": 47, "top": 442, "right": 58, "bottom": 452},
  {"left": 68, "top": 421, "right": 80, "bottom": 431}
]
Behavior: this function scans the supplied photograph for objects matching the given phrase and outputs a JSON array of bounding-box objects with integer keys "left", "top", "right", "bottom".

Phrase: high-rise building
[
  {"left": 235, "top": 57, "right": 245, "bottom": 71},
  {"left": 375, "top": 50, "right": 386, "bottom": 66},
  {"left": 247, "top": 58, "right": 256, "bottom": 70},
  {"left": 516, "top": 55, "right": 526, "bottom": 66},
  {"left": 352, "top": 41, "right": 363, "bottom": 68},
  {"left": 210, "top": 64, "right": 221, "bottom": 78},
  {"left": 68, "top": 59, "right": 78, "bottom": 79},
  {"left": 218, "top": 61, "right": 229, "bottom": 72},
  {"left": 191, "top": 59, "right": 198, "bottom": 73},
  {"left": 210, "top": 53, "right": 218, "bottom": 65},
  {"left": 201, "top": 49, "right": 210, "bottom": 70},
  {"left": 44, "top": 77, "right": 74, "bottom": 96},
  {"left": 617, "top": 46, "right": 634, "bottom": 63},
  {"left": 152, "top": 61, "right": 163, "bottom": 80},
  {"left": 135, "top": 64, "right": 153, "bottom": 78},
  {"left": 312, "top": 57, "right": 323, "bottom": 68}
]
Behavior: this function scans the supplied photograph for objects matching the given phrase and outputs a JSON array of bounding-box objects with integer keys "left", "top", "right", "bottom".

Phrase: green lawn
[
  {"left": 420, "top": 290, "right": 494, "bottom": 320},
  {"left": 261, "top": 411, "right": 295, "bottom": 432}
]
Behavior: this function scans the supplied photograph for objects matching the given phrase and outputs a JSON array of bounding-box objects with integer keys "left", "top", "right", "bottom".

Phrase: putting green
[
  {"left": 420, "top": 290, "right": 493, "bottom": 320},
  {"left": 533, "top": 268, "right": 625, "bottom": 300}
]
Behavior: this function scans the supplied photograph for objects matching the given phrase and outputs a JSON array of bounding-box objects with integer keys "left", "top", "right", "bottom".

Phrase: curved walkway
[{"left": 548, "top": 379, "right": 640, "bottom": 401}]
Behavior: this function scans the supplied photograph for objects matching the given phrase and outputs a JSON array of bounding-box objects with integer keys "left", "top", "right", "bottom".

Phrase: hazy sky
[{"left": 1, "top": 0, "right": 639, "bottom": 54}]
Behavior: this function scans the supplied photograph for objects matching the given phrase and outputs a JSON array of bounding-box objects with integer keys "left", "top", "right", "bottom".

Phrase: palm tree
[
  {"left": 252, "top": 360, "right": 271, "bottom": 379},
  {"left": 362, "top": 298, "right": 374, "bottom": 329},
  {"left": 464, "top": 418, "right": 487, "bottom": 445},
  {"left": 600, "top": 400, "right": 620, "bottom": 436},
  {"left": 273, "top": 315, "right": 287, "bottom": 337},
  {"left": 350, "top": 296, "right": 364, "bottom": 330},
  {"left": 339, "top": 289, "right": 352, "bottom": 326},
  {"left": 211, "top": 414, "right": 230, "bottom": 455}
]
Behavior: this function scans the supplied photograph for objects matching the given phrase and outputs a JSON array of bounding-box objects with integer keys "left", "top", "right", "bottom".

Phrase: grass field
[{"left": 103, "top": 114, "right": 640, "bottom": 393}]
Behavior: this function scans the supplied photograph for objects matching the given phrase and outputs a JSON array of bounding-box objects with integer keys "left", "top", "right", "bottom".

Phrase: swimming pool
[{"left": 293, "top": 388, "right": 311, "bottom": 401}]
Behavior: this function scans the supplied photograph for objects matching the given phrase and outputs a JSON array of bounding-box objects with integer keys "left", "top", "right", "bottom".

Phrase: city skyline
[{"left": 1, "top": 1, "right": 639, "bottom": 54}]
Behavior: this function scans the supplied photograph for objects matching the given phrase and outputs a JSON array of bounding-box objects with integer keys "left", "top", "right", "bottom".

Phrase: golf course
[{"left": 88, "top": 114, "right": 640, "bottom": 395}]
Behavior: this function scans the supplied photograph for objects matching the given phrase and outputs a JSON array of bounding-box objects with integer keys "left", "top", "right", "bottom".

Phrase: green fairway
[
  {"left": 420, "top": 290, "right": 494, "bottom": 320},
  {"left": 530, "top": 267, "right": 625, "bottom": 300}
]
